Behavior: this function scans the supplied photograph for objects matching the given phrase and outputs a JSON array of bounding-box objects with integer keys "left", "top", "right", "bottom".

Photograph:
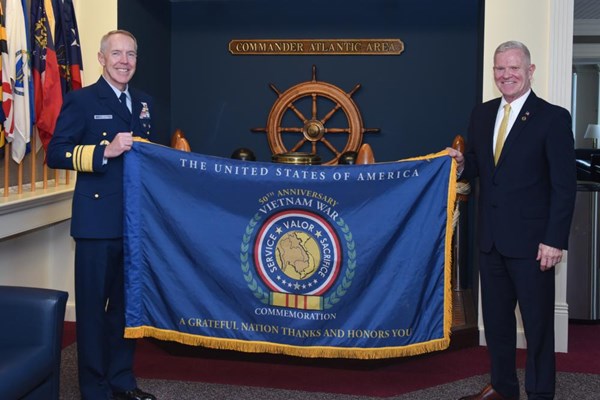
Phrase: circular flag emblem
[{"left": 254, "top": 210, "right": 342, "bottom": 295}]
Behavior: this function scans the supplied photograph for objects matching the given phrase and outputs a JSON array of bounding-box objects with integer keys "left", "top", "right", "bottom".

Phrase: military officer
[{"left": 47, "top": 29, "right": 156, "bottom": 400}]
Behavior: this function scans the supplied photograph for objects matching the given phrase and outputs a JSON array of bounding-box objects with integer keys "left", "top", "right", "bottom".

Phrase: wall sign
[{"left": 229, "top": 39, "right": 404, "bottom": 55}]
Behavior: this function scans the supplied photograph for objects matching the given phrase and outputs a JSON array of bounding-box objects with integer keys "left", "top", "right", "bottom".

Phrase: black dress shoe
[{"left": 113, "top": 388, "right": 157, "bottom": 400}]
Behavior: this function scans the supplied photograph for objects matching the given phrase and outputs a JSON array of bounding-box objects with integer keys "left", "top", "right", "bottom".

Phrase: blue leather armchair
[{"left": 0, "top": 286, "right": 68, "bottom": 400}]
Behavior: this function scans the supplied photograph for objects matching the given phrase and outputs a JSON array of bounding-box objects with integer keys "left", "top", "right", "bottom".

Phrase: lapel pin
[{"left": 521, "top": 111, "right": 530, "bottom": 121}]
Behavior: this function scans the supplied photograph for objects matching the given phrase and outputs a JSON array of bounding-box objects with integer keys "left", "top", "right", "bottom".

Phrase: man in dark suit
[
  {"left": 449, "top": 41, "right": 576, "bottom": 400},
  {"left": 47, "top": 30, "right": 156, "bottom": 400}
]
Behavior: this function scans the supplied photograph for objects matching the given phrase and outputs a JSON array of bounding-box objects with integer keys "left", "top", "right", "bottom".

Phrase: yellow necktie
[{"left": 494, "top": 104, "right": 511, "bottom": 165}]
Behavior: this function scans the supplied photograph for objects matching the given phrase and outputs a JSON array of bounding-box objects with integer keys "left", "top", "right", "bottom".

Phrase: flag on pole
[
  {"left": 23, "top": 0, "right": 35, "bottom": 155},
  {"left": 0, "top": 2, "right": 7, "bottom": 160},
  {"left": 3, "top": 0, "right": 33, "bottom": 163},
  {"left": 53, "top": 0, "right": 83, "bottom": 92},
  {"left": 32, "top": 0, "right": 62, "bottom": 151},
  {"left": 1, "top": 1, "right": 12, "bottom": 161}
]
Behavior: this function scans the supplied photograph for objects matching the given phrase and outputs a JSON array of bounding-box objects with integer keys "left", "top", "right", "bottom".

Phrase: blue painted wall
[
  {"left": 121, "top": 0, "right": 483, "bottom": 162},
  {"left": 119, "top": 0, "right": 172, "bottom": 146}
]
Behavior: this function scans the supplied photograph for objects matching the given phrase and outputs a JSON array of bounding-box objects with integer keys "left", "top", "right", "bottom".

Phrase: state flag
[
  {"left": 32, "top": 0, "right": 62, "bottom": 151},
  {"left": 3, "top": 0, "right": 33, "bottom": 163},
  {"left": 53, "top": 0, "right": 83, "bottom": 93}
]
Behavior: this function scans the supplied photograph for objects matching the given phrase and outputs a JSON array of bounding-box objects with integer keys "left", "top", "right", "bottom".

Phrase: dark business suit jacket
[
  {"left": 463, "top": 91, "right": 576, "bottom": 258},
  {"left": 47, "top": 77, "right": 153, "bottom": 239}
]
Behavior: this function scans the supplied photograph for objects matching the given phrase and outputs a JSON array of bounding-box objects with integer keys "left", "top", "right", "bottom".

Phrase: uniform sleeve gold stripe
[
  {"left": 73, "top": 145, "right": 82, "bottom": 170},
  {"left": 73, "top": 145, "right": 96, "bottom": 172}
]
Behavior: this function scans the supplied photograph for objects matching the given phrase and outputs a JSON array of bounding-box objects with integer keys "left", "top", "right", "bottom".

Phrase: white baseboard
[{"left": 65, "top": 303, "right": 77, "bottom": 322}]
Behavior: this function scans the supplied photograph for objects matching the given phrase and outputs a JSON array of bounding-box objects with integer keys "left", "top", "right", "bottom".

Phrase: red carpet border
[{"left": 61, "top": 322, "right": 600, "bottom": 397}]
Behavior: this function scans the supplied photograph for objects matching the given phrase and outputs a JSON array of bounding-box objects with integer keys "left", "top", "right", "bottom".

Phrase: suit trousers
[
  {"left": 75, "top": 238, "right": 136, "bottom": 400},
  {"left": 480, "top": 247, "right": 556, "bottom": 400}
]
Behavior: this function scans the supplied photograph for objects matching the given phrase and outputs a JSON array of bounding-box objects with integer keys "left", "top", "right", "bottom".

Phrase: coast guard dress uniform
[{"left": 47, "top": 76, "right": 153, "bottom": 400}]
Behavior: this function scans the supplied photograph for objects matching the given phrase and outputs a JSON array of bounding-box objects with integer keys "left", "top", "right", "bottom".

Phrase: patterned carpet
[
  {"left": 59, "top": 343, "right": 600, "bottom": 399},
  {"left": 59, "top": 323, "right": 600, "bottom": 400}
]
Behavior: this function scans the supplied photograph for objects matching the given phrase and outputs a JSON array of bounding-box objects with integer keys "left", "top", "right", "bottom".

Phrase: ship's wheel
[{"left": 252, "top": 65, "right": 378, "bottom": 165}]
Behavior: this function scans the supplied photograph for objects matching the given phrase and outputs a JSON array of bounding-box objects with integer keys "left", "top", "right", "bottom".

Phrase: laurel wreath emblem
[
  {"left": 240, "top": 213, "right": 269, "bottom": 304},
  {"left": 240, "top": 212, "right": 356, "bottom": 309}
]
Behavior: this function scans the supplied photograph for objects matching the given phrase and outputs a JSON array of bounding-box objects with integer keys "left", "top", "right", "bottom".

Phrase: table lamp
[{"left": 584, "top": 123, "right": 600, "bottom": 149}]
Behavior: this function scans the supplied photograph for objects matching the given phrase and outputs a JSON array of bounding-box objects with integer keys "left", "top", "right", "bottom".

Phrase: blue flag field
[{"left": 123, "top": 142, "right": 457, "bottom": 359}]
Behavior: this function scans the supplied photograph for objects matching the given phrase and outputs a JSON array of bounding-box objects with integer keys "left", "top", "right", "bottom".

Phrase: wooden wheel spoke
[
  {"left": 347, "top": 84, "right": 361, "bottom": 97},
  {"left": 290, "top": 138, "right": 308, "bottom": 152},
  {"left": 269, "top": 83, "right": 282, "bottom": 96},
  {"left": 324, "top": 127, "right": 350, "bottom": 134},
  {"left": 279, "top": 127, "right": 303, "bottom": 133},
  {"left": 321, "top": 104, "right": 342, "bottom": 124},
  {"left": 312, "top": 94, "right": 318, "bottom": 120},
  {"left": 320, "top": 137, "right": 341, "bottom": 155},
  {"left": 288, "top": 103, "right": 308, "bottom": 123}
]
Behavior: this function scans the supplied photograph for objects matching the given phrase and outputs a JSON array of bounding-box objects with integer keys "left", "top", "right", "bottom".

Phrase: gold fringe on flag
[{"left": 125, "top": 325, "right": 451, "bottom": 360}]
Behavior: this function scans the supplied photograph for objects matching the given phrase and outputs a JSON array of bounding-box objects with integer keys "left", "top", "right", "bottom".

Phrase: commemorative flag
[{"left": 123, "top": 142, "right": 457, "bottom": 359}]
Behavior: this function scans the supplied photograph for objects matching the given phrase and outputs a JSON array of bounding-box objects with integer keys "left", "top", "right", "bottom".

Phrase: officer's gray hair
[
  {"left": 100, "top": 30, "right": 138, "bottom": 53},
  {"left": 494, "top": 40, "right": 531, "bottom": 65}
]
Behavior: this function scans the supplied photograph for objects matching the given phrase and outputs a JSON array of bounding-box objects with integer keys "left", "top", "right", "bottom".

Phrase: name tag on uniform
[{"left": 94, "top": 114, "right": 113, "bottom": 120}]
